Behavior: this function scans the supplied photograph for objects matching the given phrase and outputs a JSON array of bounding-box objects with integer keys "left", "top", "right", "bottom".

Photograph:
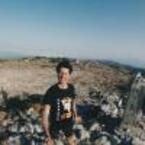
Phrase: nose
[{"left": 60, "top": 73, "right": 66, "bottom": 78}]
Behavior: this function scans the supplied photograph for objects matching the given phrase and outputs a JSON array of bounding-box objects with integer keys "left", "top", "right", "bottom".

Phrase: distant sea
[
  {"left": 0, "top": 50, "right": 144, "bottom": 69},
  {"left": 0, "top": 50, "right": 26, "bottom": 59},
  {"left": 113, "top": 58, "right": 145, "bottom": 69}
]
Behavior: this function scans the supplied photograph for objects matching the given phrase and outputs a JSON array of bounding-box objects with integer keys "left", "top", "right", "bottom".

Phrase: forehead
[{"left": 59, "top": 67, "right": 70, "bottom": 73}]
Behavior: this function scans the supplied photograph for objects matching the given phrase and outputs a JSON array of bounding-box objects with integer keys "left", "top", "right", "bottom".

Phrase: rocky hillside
[{"left": 0, "top": 57, "right": 145, "bottom": 145}]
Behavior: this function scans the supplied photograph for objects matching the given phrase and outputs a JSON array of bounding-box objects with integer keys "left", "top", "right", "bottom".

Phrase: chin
[{"left": 59, "top": 80, "right": 67, "bottom": 84}]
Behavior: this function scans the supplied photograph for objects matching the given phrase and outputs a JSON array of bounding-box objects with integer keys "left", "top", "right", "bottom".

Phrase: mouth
[
  {"left": 64, "top": 110, "right": 69, "bottom": 113},
  {"left": 60, "top": 78, "right": 66, "bottom": 82}
]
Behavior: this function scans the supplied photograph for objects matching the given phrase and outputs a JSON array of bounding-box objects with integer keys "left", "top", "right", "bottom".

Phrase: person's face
[{"left": 57, "top": 67, "right": 71, "bottom": 84}]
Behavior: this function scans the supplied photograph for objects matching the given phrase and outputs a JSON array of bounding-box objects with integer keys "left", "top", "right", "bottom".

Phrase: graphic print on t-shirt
[
  {"left": 60, "top": 97, "right": 73, "bottom": 121},
  {"left": 56, "top": 98, "right": 61, "bottom": 121}
]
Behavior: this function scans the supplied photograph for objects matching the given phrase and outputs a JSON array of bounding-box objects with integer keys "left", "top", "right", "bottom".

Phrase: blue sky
[{"left": 0, "top": 0, "right": 145, "bottom": 67}]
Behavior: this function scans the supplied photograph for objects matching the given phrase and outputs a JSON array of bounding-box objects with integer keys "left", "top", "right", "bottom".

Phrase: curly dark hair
[{"left": 56, "top": 60, "right": 73, "bottom": 74}]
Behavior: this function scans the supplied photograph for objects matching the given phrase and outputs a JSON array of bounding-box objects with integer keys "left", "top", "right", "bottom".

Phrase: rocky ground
[{"left": 0, "top": 57, "right": 145, "bottom": 145}]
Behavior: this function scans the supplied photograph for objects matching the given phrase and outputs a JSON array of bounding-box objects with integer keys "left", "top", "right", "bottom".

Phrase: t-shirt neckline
[{"left": 56, "top": 83, "right": 70, "bottom": 91}]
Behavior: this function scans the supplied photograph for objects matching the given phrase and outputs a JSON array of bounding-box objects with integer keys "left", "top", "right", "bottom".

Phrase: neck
[{"left": 58, "top": 83, "right": 68, "bottom": 89}]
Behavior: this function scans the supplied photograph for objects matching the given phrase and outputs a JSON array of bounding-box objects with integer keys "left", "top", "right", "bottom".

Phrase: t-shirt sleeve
[{"left": 42, "top": 87, "right": 53, "bottom": 105}]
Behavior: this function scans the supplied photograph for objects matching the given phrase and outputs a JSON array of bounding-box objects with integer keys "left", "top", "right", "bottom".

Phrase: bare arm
[
  {"left": 73, "top": 99, "right": 78, "bottom": 118},
  {"left": 42, "top": 104, "right": 51, "bottom": 137},
  {"left": 73, "top": 98, "right": 82, "bottom": 124}
]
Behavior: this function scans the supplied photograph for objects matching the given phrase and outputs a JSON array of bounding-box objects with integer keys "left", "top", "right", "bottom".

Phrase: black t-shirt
[{"left": 43, "top": 83, "right": 76, "bottom": 122}]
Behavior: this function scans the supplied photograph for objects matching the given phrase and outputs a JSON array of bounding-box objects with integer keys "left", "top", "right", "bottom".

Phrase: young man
[{"left": 42, "top": 60, "right": 78, "bottom": 145}]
